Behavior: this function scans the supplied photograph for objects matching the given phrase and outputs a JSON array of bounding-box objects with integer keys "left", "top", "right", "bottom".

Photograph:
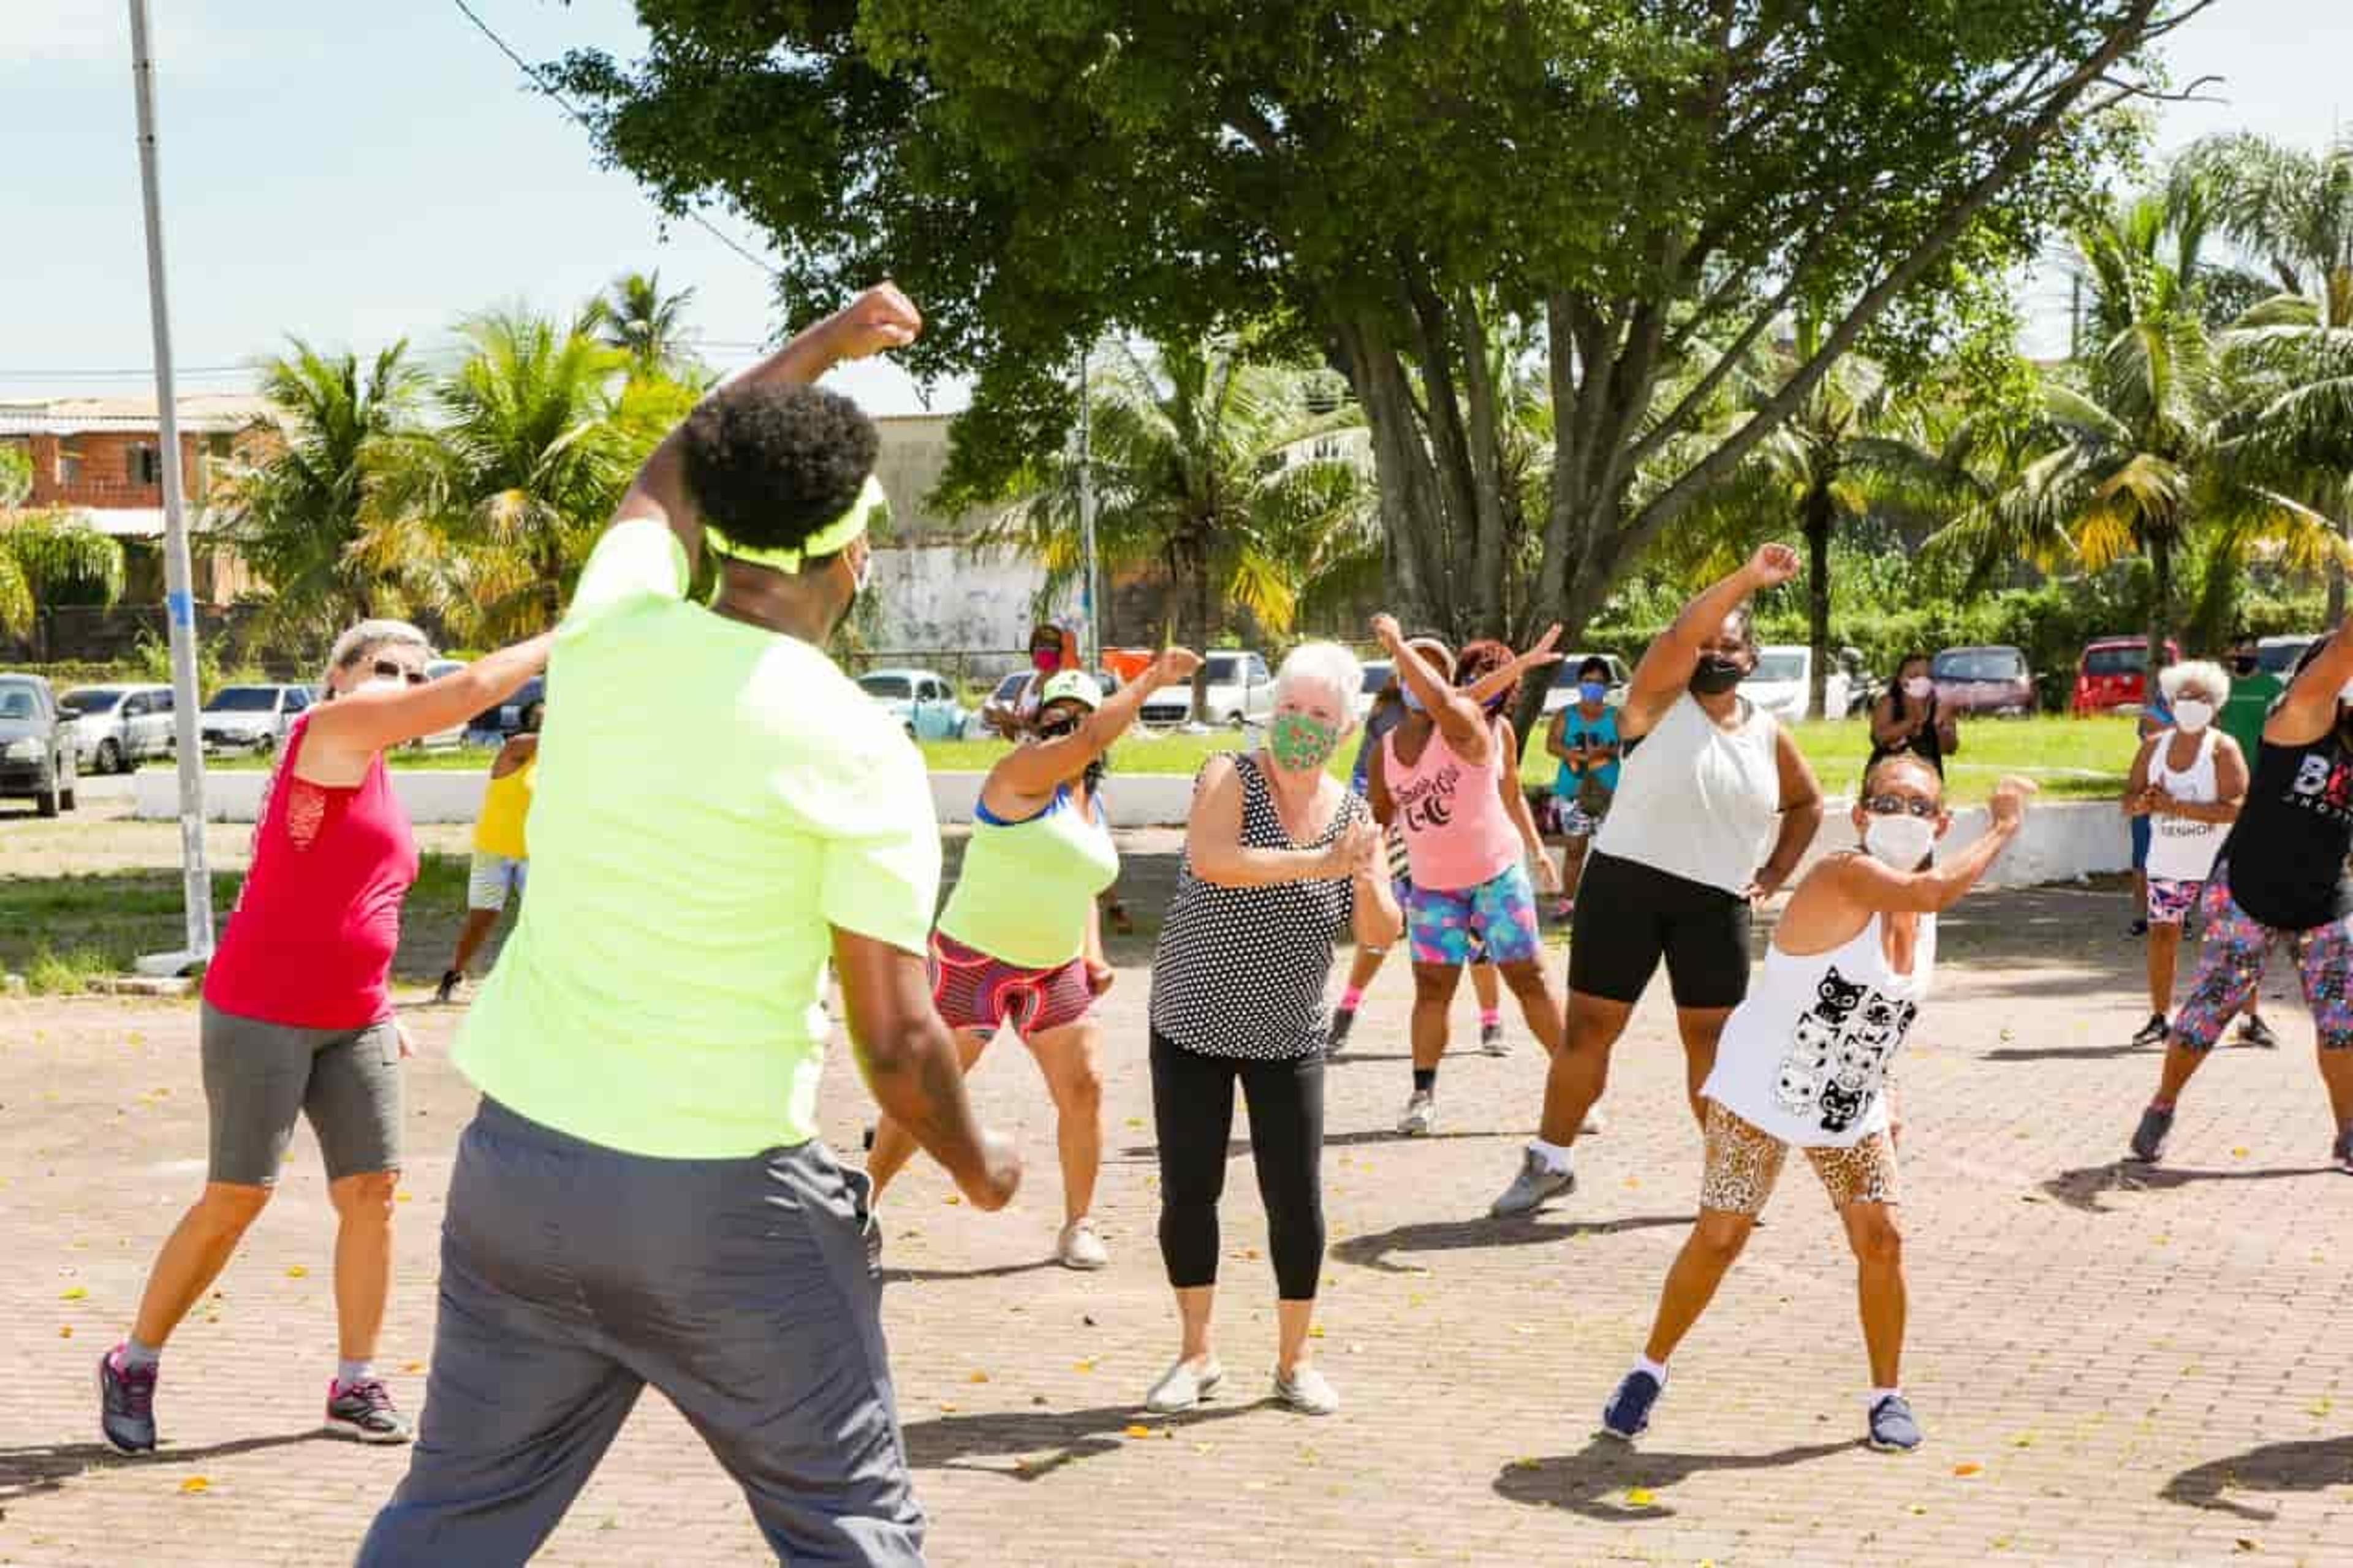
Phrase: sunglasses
[
  {"left": 371, "top": 659, "right": 428, "bottom": 686},
  {"left": 1863, "top": 793, "right": 1939, "bottom": 819},
  {"left": 1037, "top": 717, "right": 1082, "bottom": 740}
]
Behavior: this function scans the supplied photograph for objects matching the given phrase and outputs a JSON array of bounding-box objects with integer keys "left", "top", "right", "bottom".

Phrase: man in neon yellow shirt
[{"left": 361, "top": 284, "right": 1018, "bottom": 1567}]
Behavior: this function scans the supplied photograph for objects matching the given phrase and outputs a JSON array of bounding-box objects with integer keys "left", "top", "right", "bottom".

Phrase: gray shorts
[
  {"left": 358, "top": 1097, "right": 920, "bottom": 1566},
  {"left": 200, "top": 1001, "right": 403, "bottom": 1187}
]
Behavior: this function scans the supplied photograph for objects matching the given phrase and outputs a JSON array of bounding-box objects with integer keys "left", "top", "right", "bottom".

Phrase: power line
[{"left": 446, "top": 0, "right": 780, "bottom": 282}]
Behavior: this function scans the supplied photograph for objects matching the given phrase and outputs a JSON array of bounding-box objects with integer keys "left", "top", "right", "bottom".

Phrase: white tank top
[
  {"left": 2144, "top": 726, "right": 2226, "bottom": 883},
  {"left": 1594, "top": 693, "right": 1783, "bottom": 894},
  {"left": 1702, "top": 904, "right": 1936, "bottom": 1148}
]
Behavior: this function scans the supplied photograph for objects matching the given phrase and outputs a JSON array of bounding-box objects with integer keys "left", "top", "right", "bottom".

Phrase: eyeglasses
[
  {"left": 371, "top": 659, "right": 428, "bottom": 686},
  {"left": 1037, "top": 717, "right": 1082, "bottom": 740},
  {"left": 1863, "top": 793, "right": 1939, "bottom": 819}
]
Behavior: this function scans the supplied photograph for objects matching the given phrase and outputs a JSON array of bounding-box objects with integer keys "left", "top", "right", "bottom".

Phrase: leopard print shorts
[{"left": 1700, "top": 1100, "right": 1899, "bottom": 1217}]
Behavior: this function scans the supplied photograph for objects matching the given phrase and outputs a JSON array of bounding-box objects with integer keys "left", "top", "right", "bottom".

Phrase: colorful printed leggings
[{"left": 2170, "top": 879, "right": 2353, "bottom": 1053}]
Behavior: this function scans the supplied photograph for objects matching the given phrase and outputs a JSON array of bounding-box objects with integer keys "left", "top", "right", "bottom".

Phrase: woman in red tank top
[{"left": 100, "top": 619, "right": 550, "bottom": 1457}]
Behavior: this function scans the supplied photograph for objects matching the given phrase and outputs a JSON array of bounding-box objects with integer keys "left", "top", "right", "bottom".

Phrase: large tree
[
  {"left": 0, "top": 513, "right": 126, "bottom": 644},
  {"left": 557, "top": 0, "right": 2199, "bottom": 678}
]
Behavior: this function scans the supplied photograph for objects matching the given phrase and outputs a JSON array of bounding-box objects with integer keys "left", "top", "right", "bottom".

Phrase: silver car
[
  {"left": 58, "top": 683, "right": 177, "bottom": 773},
  {"left": 0, "top": 674, "right": 78, "bottom": 816},
  {"left": 200, "top": 683, "right": 313, "bottom": 754}
]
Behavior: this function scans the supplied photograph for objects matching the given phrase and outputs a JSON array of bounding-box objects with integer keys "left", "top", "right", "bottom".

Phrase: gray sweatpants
[{"left": 356, "top": 1097, "right": 922, "bottom": 1566}]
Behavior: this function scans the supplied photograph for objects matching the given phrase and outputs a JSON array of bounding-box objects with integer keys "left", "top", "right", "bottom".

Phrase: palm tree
[
  {"left": 596, "top": 271, "right": 699, "bottom": 378},
  {"left": 363, "top": 311, "right": 636, "bottom": 642},
  {"left": 210, "top": 341, "right": 419, "bottom": 647},
  {"left": 0, "top": 513, "right": 126, "bottom": 643},
  {"left": 982, "top": 336, "right": 1374, "bottom": 718}
]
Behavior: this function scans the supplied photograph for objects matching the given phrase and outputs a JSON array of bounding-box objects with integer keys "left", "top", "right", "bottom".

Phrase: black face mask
[
  {"left": 1689, "top": 655, "right": 1746, "bottom": 695},
  {"left": 2230, "top": 655, "right": 2259, "bottom": 676}
]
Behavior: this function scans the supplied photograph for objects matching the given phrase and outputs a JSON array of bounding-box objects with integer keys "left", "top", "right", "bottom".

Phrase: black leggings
[{"left": 1150, "top": 1029, "right": 1326, "bottom": 1301}]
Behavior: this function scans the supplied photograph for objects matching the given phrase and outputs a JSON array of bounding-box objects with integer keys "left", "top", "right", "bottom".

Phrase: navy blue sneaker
[
  {"left": 1868, "top": 1394, "right": 1923, "bottom": 1452},
  {"left": 98, "top": 1348, "right": 158, "bottom": 1455},
  {"left": 2130, "top": 1104, "right": 2174, "bottom": 1163},
  {"left": 1601, "top": 1368, "right": 1662, "bottom": 1441}
]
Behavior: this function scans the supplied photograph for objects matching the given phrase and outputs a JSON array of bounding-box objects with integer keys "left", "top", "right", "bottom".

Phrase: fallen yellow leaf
[
  {"left": 2232, "top": 1146, "right": 2249, "bottom": 1158},
  {"left": 58, "top": 1325, "right": 72, "bottom": 1338},
  {"left": 1953, "top": 1463, "right": 1982, "bottom": 1477},
  {"left": 285, "top": 1265, "right": 308, "bottom": 1278},
  {"left": 966, "top": 1370, "right": 990, "bottom": 1384},
  {"left": 403, "top": 1361, "right": 425, "bottom": 1374},
  {"left": 61, "top": 1286, "right": 86, "bottom": 1300},
  {"left": 1123, "top": 1424, "right": 1154, "bottom": 1439},
  {"left": 944, "top": 1194, "right": 962, "bottom": 1206},
  {"left": 1624, "top": 1486, "right": 1656, "bottom": 1506},
  {"left": 1307, "top": 1325, "right": 1325, "bottom": 1339},
  {"left": 180, "top": 1477, "right": 210, "bottom": 1494}
]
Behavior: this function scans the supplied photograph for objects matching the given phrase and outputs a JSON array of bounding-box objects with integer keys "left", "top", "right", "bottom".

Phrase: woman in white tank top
[
  {"left": 1597, "top": 756, "right": 2038, "bottom": 1456},
  {"left": 2122, "top": 660, "right": 2248, "bottom": 1047}
]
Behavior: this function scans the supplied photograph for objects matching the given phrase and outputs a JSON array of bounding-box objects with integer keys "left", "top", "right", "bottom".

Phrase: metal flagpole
[
  {"left": 129, "top": 0, "right": 214, "bottom": 974},
  {"left": 1077, "top": 346, "right": 1101, "bottom": 665}
]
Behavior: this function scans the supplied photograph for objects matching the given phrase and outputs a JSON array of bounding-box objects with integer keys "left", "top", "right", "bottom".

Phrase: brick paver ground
[{"left": 4, "top": 848, "right": 2350, "bottom": 1565}]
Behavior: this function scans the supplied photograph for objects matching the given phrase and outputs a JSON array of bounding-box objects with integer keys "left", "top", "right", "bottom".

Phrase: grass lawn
[{"left": 169, "top": 713, "right": 2143, "bottom": 803}]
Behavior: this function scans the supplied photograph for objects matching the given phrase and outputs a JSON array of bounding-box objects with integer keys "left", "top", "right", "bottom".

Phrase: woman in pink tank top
[
  {"left": 101, "top": 619, "right": 550, "bottom": 1458},
  {"left": 1368, "top": 618, "right": 1568, "bottom": 1138}
]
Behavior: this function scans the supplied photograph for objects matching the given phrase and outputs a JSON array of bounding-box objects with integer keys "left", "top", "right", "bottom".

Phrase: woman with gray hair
[
  {"left": 100, "top": 618, "right": 549, "bottom": 1457},
  {"left": 2122, "top": 659, "right": 2249, "bottom": 1047},
  {"left": 1143, "top": 639, "right": 1403, "bottom": 1417}
]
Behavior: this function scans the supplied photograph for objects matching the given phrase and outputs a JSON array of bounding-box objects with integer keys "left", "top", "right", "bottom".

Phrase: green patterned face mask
[{"left": 1269, "top": 710, "right": 1343, "bottom": 773}]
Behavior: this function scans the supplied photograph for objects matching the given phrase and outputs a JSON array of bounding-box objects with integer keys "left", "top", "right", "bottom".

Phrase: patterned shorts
[
  {"left": 1404, "top": 863, "right": 1541, "bottom": 967},
  {"left": 2169, "top": 879, "right": 2353, "bottom": 1053},
  {"left": 1699, "top": 1099, "right": 1899, "bottom": 1217},
  {"left": 2146, "top": 876, "right": 2203, "bottom": 926},
  {"left": 929, "top": 932, "right": 1094, "bottom": 1041}
]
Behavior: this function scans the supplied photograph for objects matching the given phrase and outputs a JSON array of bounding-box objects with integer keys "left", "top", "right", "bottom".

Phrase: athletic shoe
[
  {"left": 2332, "top": 1124, "right": 2353, "bottom": 1175},
  {"left": 2129, "top": 1104, "right": 2175, "bottom": 1164},
  {"left": 433, "top": 969, "right": 462, "bottom": 1005},
  {"left": 98, "top": 1349, "right": 158, "bottom": 1455},
  {"left": 1868, "top": 1394, "right": 1924, "bottom": 1452},
  {"left": 1601, "top": 1368, "right": 1662, "bottom": 1441},
  {"left": 1397, "top": 1090, "right": 1438, "bottom": 1137},
  {"left": 2131, "top": 1013, "right": 2170, "bottom": 1048},
  {"left": 1490, "top": 1147, "right": 1575, "bottom": 1218},
  {"left": 2238, "top": 1015, "right": 2281, "bottom": 1050},
  {"left": 1273, "top": 1365, "right": 1341, "bottom": 1416},
  {"left": 325, "top": 1379, "right": 414, "bottom": 1444},
  {"left": 1143, "top": 1357, "right": 1223, "bottom": 1414},
  {"left": 1479, "top": 1021, "right": 1510, "bottom": 1056},
  {"left": 1326, "top": 1008, "right": 1357, "bottom": 1057},
  {"left": 1056, "top": 1217, "right": 1110, "bottom": 1271}
]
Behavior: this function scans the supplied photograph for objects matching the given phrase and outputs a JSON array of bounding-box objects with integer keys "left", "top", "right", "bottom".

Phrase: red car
[{"left": 2071, "top": 636, "right": 2180, "bottom": 716}]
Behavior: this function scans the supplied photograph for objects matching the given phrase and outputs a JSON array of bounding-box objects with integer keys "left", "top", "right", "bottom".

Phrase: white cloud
[{"left": 0, "top": 0, "right": 129, "bottom": 67}]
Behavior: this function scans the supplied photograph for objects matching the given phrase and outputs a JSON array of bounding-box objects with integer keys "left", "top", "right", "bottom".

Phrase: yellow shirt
[{"left": 472, "top": 755, "right": 535, "bottom": 859}]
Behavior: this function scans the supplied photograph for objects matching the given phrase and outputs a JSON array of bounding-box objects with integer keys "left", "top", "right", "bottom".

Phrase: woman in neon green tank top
[{"left": 868, "top": 645, "right": 1203, "bottom": 1270}]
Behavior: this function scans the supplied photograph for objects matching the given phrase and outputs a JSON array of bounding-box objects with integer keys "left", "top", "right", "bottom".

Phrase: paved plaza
[{"left": 2, "top": 861, "right": 2350, "bottom": 1566}]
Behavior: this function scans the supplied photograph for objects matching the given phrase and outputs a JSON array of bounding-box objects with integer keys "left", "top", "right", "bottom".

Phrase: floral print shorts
[{"left": 2169, "top": 879, "right": 2353, "bottom": 1053}]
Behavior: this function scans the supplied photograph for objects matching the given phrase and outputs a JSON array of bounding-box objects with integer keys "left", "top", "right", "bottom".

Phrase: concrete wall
[
  {"left": 138, "top": 770, "right": 2132, "bottom": 890},
  {"left": 863, "top": 543, "right": 1077, "bottom": 661}
]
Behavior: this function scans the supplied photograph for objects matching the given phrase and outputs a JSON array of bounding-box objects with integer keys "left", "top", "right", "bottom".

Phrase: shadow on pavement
[
  {"left": 885, "top": 1259, "right": 1059, "bottom": 1284},
  {"left": 903, "top": 1398, "right": 1260, "bottom": 1481},
  {"left": 2161, "top": 1435, "right": 2353, "bottom": 1520},
  {"left": 1984, "top": 1040, "right": 2154, "bottom": 1062},
  {"left": 2039, "top": 1159, "right": 2336, "bottom": 1213},
  {"left": 0, "top": 1431, "right": 326, "bottom": 1504},
  {"left": 1333, "top": 1212, "right": 1692, "bottom": 1274},
  {"left": 1492, "top": 1434, "right": 1854, "bottom": 1519}
]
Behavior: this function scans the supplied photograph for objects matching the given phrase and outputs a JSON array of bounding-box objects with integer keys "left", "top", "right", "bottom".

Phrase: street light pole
[
  {"left": 128, "top": 0, "right": 214, "bottom": 973},
  {"left": 1077, "top": 345, "right": 1101, "bottom": 667}
]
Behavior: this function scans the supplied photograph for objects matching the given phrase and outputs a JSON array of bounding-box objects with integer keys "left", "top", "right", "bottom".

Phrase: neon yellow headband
[{"left": 703, "top": 474, "right": 889, "bottom": 574}]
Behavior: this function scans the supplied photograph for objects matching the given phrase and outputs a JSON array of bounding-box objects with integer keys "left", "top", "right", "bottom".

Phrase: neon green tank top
[{"left": 938, "top": 786, "right": 1120, "bottom": 968}]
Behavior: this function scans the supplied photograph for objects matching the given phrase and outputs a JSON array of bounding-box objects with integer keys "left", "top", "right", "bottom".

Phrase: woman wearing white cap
[{"left": 868, "top": 646, "right": 1203, "bottom": 1268}]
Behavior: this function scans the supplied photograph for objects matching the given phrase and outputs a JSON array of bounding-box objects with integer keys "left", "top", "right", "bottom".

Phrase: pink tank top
[
  {"left": 203, "top": 713, "right": 419, "bottom": 1030},
  {"left": 1383, "top": 720, "right": 1522, "bottom": 892}
]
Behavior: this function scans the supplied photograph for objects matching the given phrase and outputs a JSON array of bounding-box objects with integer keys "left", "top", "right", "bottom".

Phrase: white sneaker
[
  {"left": 1056, "top": 1217, "right": 1110, "bottom": 1271},
  {"left": 1144, "top": 1357, "right": 1224, "bottom": 1414},
  {"left": 1274, "top": 1364, "right": 1340, "bottom": 1415},
  {"left": 1397, "top": 1089, "right": 1438, "bottom": 1137}
]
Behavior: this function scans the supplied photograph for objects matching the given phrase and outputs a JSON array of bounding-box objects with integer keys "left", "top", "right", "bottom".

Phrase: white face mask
[
  {"left": 1903, "top": 676, "right": 1933, "bottom": 700},
  {"left": 357, "top": 675, "right": 407, "bottom": 697},
  {"left": 1864, "top": 812, "right": 1936, "bottom": 869},
  {"left": 2170, "top": 699, "right": 2215, "bottom": 733}
]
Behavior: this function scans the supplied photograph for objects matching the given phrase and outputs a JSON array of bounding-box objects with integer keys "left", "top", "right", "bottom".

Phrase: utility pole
[
  {"left": 1077, "top": 346, "right": 1101, "bottom": 665},
  {"left": 129, "top": 0, "right": 214, "bottom": 974}
]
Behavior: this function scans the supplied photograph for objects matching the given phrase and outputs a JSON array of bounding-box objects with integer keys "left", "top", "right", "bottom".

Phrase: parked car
[
  {"left": 1540, "top": 653, "right": 1632, "bottom": 716},
  {"left": 57, "top": 683, "right": 176, "bottom": 773},
  {"left": 2257, "top": 634, "right": 2315, "bottom": 676},
  {"left": 409, "top": 658, "right": 469, "bottom": 751},
  {"left": 1931, "top": 645, "right": 2037, "bottom": 717},
  {"left": 1355, "top": 659, "right": 1395, "bottom": 721},
  {"left": 200, "top": 683, "right": 312, "bottom": 754},
  {"left": 1738, "top": 645, "right": 1851, "bottom": 722},
  {"left": 858, "top": 667, "right": 970, "bottom": 741},
  {"left": 1140, "top": 650, "right": 1276, "bottom": 728},
  {"left": 2072, "top": 636, "right": 2180, "bottom": 716},
  {"left": 467, "top": 674, "right": 545, "bottom": 746},
  {"left": 0, "top": 674, "right": 78, "bottom": 816}
]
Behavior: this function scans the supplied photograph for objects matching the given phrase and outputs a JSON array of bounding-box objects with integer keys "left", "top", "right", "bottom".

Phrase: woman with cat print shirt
[{"left": 1597, "top": 755, "right": 2036, "bottom": 1457}]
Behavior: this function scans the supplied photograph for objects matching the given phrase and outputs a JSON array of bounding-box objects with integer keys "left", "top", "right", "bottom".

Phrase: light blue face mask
[
  {"left": 1578, "top": 681, "right": 1607, "bottom": 704},
  {"left": 1403, "top": 687, "right": 1426, "bottom": 714}
]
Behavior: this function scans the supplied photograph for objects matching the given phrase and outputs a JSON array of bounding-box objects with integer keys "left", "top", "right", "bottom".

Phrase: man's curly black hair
[{"left": 680, "top": 384, "right": 880, "bottom": 556}]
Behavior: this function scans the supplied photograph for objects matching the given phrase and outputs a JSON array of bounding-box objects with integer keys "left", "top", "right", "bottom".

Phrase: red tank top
[{"left": 203, "top": 713, "right": 419, "bottom": 1029}]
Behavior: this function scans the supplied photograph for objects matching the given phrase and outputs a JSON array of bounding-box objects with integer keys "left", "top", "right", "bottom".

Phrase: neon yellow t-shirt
[{"left": 453, "top": 518, "right": 942, "bottom": 1157}]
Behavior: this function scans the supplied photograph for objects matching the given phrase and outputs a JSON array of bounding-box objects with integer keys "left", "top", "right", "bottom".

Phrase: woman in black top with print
[
  {"left": 1142, "top": 641, "right": 1403, "bottom": 1418},
  {"left": 2130, "top": 627, "right": 2353, "bottom": 1175}
]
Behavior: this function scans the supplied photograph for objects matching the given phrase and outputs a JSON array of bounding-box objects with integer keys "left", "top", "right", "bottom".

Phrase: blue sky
[{"left": 2, "top": 0, "right": 2347, "bottom": 406}]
